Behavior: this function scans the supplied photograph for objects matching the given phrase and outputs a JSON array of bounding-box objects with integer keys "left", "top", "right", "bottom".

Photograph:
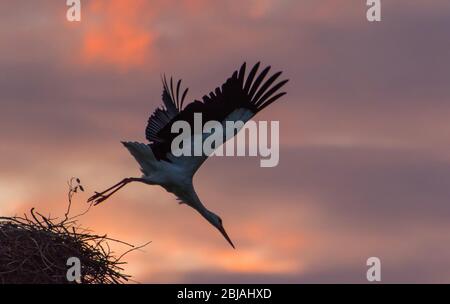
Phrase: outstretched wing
[
  {"left": 148, "top": 62, "right": 288, "bottom": 174},
  {"left": 145, "top": 75, "right": 189, "bottom": 142}
]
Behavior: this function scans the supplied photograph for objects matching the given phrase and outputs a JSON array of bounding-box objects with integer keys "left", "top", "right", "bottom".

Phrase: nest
[{"left": 0, "top": 178, "right": 149, "bottom": 284}]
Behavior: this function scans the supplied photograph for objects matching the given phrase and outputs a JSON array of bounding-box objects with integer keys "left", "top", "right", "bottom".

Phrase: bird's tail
[{"left": 121, "top": 141, "right": 157, "bottom": 176}]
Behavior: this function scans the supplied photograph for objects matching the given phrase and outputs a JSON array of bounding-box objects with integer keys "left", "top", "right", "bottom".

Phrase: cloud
[
  {"left": 1, "top": 0, "right": 450, "bottom": 283},
  {"left": 79, "top": 0, "right": 155, "bottom": 69}
]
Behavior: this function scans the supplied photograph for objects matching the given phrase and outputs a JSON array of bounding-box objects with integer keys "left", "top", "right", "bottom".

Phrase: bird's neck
[{"left": 186, "top": 188, "right": 213, "bottom": 221}]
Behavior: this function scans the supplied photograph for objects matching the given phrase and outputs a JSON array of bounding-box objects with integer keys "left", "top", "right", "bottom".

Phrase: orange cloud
[{"left": 80, "top": 0, "right": 155, "bottom": 69}]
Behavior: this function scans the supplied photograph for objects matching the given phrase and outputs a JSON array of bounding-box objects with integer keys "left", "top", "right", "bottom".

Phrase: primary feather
[{"left": 146, "top": 62, "right": 288, "bottom": 164}]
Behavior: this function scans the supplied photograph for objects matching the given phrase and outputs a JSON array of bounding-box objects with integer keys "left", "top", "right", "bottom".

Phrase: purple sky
[{"left": 1, "top": 0, "right": 450, "bottom": 283}]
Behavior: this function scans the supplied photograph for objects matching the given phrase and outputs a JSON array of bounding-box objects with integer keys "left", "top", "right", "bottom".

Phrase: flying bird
[{"left": 88, "top": 62, "right": 288, "bottom": 248}]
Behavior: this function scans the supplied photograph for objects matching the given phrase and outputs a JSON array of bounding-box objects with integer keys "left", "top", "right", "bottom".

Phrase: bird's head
[{"left": 207, "top": 211, "right": 235, "bottom": 249}]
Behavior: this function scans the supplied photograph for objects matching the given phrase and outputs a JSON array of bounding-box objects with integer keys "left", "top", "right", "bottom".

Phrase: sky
[{"left": 1, "top": 0, "right": 450, "bottom": 283}]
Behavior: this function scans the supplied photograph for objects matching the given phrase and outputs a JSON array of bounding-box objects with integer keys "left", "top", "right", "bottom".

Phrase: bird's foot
[
  {"left": 87, "top": 179, "right": 130, "bottom": 206},
  {"left": 93, "top": 195, "right": 109, "bottom": 206},
  {"left": 87, "top": 191, "right": 102, "bottom": 203},
  {"left": 87, "top": 192, "right": 110, "bottom": 205}
]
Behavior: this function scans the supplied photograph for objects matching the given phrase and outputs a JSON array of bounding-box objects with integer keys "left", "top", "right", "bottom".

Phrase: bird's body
[
  {"left": 122, "top": 141, "right": 196, "bottom": 203},
  {"left": 88, "top": 62, "right": 288, "bottom": 248}
]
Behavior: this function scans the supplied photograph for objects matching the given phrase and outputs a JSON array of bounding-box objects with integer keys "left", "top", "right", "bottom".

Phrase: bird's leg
[
  {"left": 88, "top": 177, "right": 142, "bottom": 205},
  {"left": 87, "top": 178, "right": 128, "bottom": 203},
  {"left": 92, "top": 182, "right": 128, "bottom": 206}
]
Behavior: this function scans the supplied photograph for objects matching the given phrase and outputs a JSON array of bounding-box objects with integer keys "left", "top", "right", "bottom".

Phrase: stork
[{"left": 88, "top": 62, "right": 288, "bottom": 248}]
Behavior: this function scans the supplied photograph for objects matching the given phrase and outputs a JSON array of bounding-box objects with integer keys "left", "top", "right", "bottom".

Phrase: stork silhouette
[{"left": 88, "top": 62, "right": 288, "bottom": 248}]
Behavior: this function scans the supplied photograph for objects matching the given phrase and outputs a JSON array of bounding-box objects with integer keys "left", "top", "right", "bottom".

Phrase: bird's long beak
[{"left": 218, "top": 225, "right": 235, "bottom": 249}]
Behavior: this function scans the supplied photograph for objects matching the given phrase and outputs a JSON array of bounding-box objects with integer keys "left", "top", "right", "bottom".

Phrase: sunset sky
[{"left": 1, "top": 0, "right": 450, "bottom": 283}]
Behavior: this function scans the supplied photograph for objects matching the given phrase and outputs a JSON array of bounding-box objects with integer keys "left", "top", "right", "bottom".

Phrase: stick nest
[{"left": 0, "top": 178, "right": 148, "bottom": 284}]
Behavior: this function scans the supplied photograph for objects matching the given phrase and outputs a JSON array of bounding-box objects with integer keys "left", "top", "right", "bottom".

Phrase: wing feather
[
  {"left": 244, "top": 62, "right": 260, "bottom": 93},
  {"left": 147, "top": 62, "right": 288, "bottom": 176},
  {"left": 145, "top": 76, "right": 188, "bottom": 143}
]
